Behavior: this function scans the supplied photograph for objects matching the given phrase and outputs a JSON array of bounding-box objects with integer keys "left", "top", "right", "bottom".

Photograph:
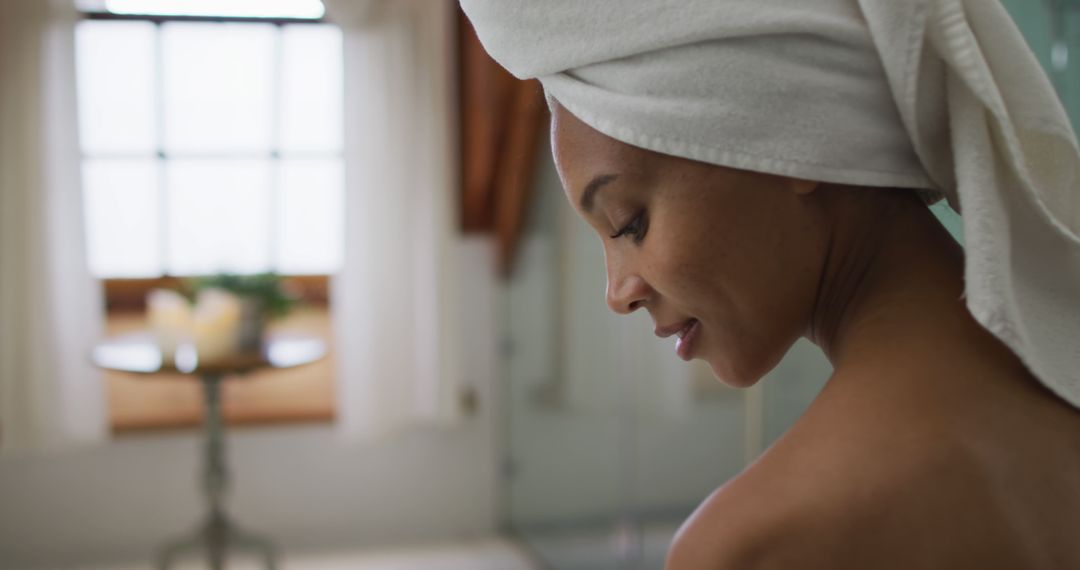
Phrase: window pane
[
  {"left": 75, "top": 21, "right": 156, "bottom": 155},
  {"left": 280, "top": 25, "right": 343, "bottom": 153},
  {"left": 161, "top": 23, "right": 275, "bottom": 153},
  {"left": 83, "top": 159, "right": 161, "bottom": 277},
  {"left": 277, "top": 158, "right": 343, "bottom": 274},
  {"left": 166, "top": 159, "right": 272, "bottom": 275}
]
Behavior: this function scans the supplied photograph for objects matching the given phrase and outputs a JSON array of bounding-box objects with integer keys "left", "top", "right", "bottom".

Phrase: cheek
[
  {"left": 642, "top": 213, "right": 776, "bottom": 383},
  {"left": 685, "top": 203, "right": 822, "bottom": 386},
  {"left": 645, "top": 225, "right": 722, "bottom": 312}
]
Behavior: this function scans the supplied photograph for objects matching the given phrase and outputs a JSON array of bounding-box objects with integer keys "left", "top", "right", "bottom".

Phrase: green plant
[{"left": 187, "top": 272, "right": 297, "bottom": 319}]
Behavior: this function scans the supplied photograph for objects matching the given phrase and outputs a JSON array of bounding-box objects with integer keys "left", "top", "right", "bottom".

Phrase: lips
[
  {"left": 654, "top": 318, "right": 696, "bottom": 339},
  {"left": 675, "top": 320, "right": 696, "bottom": 339},
  {"left": 654, "top": 318, "right": 701, "bottom": 361},
  {"left": 674, "top": 319, "right": 700, "bottom": 361}
]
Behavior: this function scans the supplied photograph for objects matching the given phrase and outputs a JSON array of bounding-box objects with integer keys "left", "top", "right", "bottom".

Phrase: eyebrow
[{"left": 580, "top": 174, "right": 618, "bottom": 214}]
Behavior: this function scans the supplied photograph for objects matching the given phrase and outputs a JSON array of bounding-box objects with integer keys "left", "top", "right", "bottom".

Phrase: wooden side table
[{"left": 92, "top": 332, "right": 327, "bottom": 570}]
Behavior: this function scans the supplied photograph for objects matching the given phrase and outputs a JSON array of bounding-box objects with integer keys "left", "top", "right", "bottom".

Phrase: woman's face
[{"left": 551, "top": 103, "right": 828, "bottom": 387}]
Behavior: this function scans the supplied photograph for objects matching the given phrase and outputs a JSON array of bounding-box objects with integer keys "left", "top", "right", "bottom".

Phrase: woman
[{"left": 463, "top": 0, "right": 1080, "bottom": 568}]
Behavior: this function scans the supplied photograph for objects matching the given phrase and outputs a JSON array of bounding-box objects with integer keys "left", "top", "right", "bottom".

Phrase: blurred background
[{"left": 0, "top": 0, "right": 1076, "bottom": 569}]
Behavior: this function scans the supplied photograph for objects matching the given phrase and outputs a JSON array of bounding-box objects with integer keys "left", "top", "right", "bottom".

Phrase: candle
[
  {"left": 147, "top": 288, "right": 193, "bottom": 361},
  {"left": 193, "top": 288, "right": 243, "bottom": 363}
]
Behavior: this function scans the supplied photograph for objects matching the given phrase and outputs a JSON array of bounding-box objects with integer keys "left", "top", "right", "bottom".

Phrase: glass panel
[
  {"left": 761, "top": 339, "right": 831, "bottom": 446},
  {"left": 503, "top": 155, "right": 623, "bottom": 538},
  {"left": 929, "top": 200, "right": 964, "bottom": 245},
  {"left": 277, "top": 158, "right": 343, "bottom": 274},
  {"left": 280, "top": 25, "right": 344, "bottom": 153},
  {"left": 75, "top": 21, "right": 156, "bottom": 155},
  {"left": 161, "top": 23, "right": 275, "bottom": 153},
  {"left": 83, "top": 159, "right": 160, "bottom": 277},
  {"left": 999, "top": 0, "right": 1080, "bottom": 132},
  {"left": 166, "top": 159, "right": 272, "bottom": 275}
]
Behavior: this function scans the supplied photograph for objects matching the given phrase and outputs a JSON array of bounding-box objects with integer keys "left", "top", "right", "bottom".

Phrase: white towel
[{"left": 461, "top": 0, "right": 1080, "bottom": 408}]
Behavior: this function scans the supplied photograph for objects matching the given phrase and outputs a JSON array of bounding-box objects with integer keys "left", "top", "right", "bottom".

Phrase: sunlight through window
[{"left": 75, "top": 18, "right": 343, "bottom": 278}]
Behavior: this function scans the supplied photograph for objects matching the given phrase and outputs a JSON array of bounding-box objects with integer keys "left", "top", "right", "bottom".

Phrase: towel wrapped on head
[{"left": 462, "top": 0, "right": 1080, "bottom": 408}]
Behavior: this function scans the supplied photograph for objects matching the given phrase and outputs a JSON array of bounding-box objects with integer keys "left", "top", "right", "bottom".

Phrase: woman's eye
[{"left": 609, "top": 212, "right": 647, "bottom": 243}]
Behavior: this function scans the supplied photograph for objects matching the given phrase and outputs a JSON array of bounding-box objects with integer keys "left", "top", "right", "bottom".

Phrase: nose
[{"left": 606, "top": 266, "right": 650, "bottom": 315}]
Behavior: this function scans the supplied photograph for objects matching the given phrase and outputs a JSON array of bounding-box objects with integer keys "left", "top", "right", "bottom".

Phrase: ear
[{"left": 787, "top": 178, "right": 820, "bottom": 195}]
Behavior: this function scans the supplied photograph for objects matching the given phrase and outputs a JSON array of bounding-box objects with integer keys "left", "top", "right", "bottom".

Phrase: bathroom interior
[{"left": 0, "top": 0, "right": 1076, "bottom": 569}]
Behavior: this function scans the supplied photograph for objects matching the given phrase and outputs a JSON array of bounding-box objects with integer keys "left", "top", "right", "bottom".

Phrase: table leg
[
  {"left": 156, "top": 372, "right": 279, "bottom": 570},
  {"left": 156, "top": 512, "right": 277, "bottom": 570},
  {"left": 203, "top": 374, "right": 227, "bottom": 519}
]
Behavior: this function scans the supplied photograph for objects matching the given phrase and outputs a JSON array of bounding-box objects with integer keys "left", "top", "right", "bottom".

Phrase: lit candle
[
  {"left": 147, "top": 288, "right": 193, "bottom": 361},
  {"left": 193, "top": 288, "right": 243, "bottom": 363}
]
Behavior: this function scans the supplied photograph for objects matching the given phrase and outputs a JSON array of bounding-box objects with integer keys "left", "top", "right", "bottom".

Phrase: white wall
[{"left": 0, "top": 238, "right": 502, "bottom": 570}]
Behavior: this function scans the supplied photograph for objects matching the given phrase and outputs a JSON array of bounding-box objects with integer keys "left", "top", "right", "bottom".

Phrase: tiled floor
[{"left": 92, "top": 538, "right": 538, "bottom": 570}]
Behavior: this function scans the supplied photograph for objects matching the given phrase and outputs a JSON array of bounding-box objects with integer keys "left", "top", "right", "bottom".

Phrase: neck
[
  {"left": 806, "top": 189, "right": 968, "bottom": 372},
  {"left": 804, "top": 188, "right": 1071, "bottom": 436}
]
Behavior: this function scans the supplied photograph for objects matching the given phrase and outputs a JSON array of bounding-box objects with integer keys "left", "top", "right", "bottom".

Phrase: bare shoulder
[
  {"left": 663, "top": 479, "right": 778, "bottom": 570},
  {"left": 665, "top": 357, "right": 1080, "bottom": 570},
  {"left": 664, "top": 458, "right": 838, "bottom": 570},
  {"left": 664, "top": 418, "right": 992, "bottom": 570}
]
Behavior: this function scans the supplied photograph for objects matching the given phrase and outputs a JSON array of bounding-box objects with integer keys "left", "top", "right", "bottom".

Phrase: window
[
  {"left": 75, "top": 1, "right": 341, "bottom": 431},
  {"left": 75, "top": 5, "right": 344, "bottom": 279}
]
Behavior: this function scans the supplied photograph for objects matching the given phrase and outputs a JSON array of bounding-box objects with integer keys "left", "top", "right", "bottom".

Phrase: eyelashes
[{"left": 609, "top": 211, "right": 647, "bottom": 243}]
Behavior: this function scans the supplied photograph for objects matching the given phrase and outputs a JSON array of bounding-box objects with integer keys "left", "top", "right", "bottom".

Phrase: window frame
[
  {"left": 81, "top": 10, "right": 325, "bottom": 26},
  {"left": 78, "top": 10, "right": 342, "bottom": 298},
  {"left": 103, "top": 275, "right": 329, "bottom": 312}
]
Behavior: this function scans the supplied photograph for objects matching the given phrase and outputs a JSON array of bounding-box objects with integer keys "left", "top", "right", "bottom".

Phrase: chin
[
  {"left": 705, "top": 333, "right": 795, "bottom": 389},
  {"left": 705, "top": 355, "right": 767, "bottom": 389}
]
